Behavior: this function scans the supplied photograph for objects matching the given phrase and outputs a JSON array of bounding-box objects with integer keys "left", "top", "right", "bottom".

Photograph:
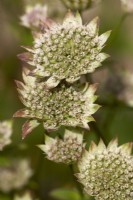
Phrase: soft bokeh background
[{"left": 0, "top": 0, "right": 133, "bottom": 199}]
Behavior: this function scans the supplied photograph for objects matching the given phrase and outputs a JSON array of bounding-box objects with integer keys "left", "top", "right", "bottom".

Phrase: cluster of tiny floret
[
  {"left": 39, "top": 131, "right": 84, "bottom": 164},
  {"left": 0, "top": 159, "right": 32, "bottom": 192},
  {"left": 17, "top": 71, "right": 98, "bottom": 130},
  {"left": 77, "top": 141, "right": 133, "bottom": 200},
  {"left": 32, "top": 21, "right": 107, "bottom": 83}
]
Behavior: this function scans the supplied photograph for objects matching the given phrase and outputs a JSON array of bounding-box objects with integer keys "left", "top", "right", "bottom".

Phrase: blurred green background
[{"left": 0, "top": 0, "right": 133, "bottom": 199}]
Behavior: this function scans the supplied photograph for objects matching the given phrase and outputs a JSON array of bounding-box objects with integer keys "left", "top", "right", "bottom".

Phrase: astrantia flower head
[
  {"left": 14, "top": 68, "right": 99, "bottom": 139},
  {"left": 0, "top": 120, "right": 12, "bottom": 150},
  {"left": 121, "top": 0, "right": 133, "bottom": 13},
  {"left": 20, "top": 12, "right": 111, "bottom": 88},
  {"left": 0, "top": 159, "right": 32, "bottom": 192},
  {"left": 20, "top": 4, "right": 49, "bottom": 29},
  {"left": 60, "top": 0, "right": 101, "bottom": 11},
  {"left": 77, "top": 139, "right": 133, "bottom": 200},
  {"left": 39, "top": 129, "right": 84, "bottom": 164}
]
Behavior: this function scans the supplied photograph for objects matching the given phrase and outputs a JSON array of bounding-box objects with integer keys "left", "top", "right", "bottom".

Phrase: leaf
[
  {"left": 0, "top": 195, "right": 10, "bottom": 200},
  {"left": 50, "top": 188, "right": 81, "bottom": 200}
]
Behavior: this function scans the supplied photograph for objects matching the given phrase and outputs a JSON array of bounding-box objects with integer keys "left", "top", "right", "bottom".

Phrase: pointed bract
[
  {"left": 98, "top": 31, "right": 111, "bottom": 47},
  {"left": 22, "top": 120, "right": 40, "bottom": 139}
]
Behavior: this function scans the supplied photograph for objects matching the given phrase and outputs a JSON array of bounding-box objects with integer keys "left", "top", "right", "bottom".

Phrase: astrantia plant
[
  {"left": 39, "top": 129, "right": 84, "bottom": 164},
  {"left": 77, "top": 139, "right": 133, "bottom": 199},
  {"left": 19, "top": 12, "right": 110, "bottom": 88},
  {"left": 14, "top": 68, "right": 99, "bottom": 138},
  {"left": 0, "top": 120, "right": 13, "bottom": 150},
  {"left": 12, "top": 1, "right": 133, "bottom": 200}
]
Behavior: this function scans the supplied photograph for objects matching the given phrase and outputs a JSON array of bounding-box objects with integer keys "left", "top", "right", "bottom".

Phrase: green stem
[
  {"left": 90, "top": 122, "right": 108, "bottom": 145},
  {"left": 109, "top": 13, "right": 128, "bottom": 46},
  {"left": 69, "top": 164, "right": 84, "bottom": 199}
]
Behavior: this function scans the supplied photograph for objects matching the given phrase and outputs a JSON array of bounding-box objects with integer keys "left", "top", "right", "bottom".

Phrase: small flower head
[
  {"left": 60, "top": 0, "right": 91, "bottom": 11},
  {"left": 0, "top": 159, "right": 33, "bottom": 192},
  {"left": 60, "top": 0, "right": 101, "bottom": 11},
  {"left": 39, "top": 129, "right": 84, "bottom": 164},
  {"left": 20, "top": 12, "right": 111, "bottom": 87},
  {"left": 77, "top": 139, "right": 133, "bottom": 200},
  {"left": 20, "top": 4, "right": 48, "bottom": 29},
  {"left": 0, "top": 120, "right": 13, "bottom": 150},
  {"left": 14, "top": 68, "right": 99, "bottom": 138},
  {"left": 121, "top": 0, "right": 133, "bottom": 13}
]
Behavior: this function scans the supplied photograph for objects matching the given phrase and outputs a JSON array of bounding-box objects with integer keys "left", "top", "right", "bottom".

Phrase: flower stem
[
  {"left": 69, "top": 164, "right": 84, "bottom": 199},
  {"left": 90, "top": 122, "right": 108, "bottom": 145},
  {"left": 108, "top": 13, "right": 128, "bottom": 46}
]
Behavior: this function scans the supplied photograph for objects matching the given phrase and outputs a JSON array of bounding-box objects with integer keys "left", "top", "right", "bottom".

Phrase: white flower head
[
  {"left": 39, "top": 129, "right": 85, "bottom": 164},
  {"left": 0, "top": 120, "right": 13, "bottom": 150},
  {"left": 20, "top": 12, "right": 111, "bottom": 88},
  {"left": 0, "top": 159, "right": 33, "bottom": 192},
  {"left": 20, "top": 4, "right": 48, "bottom": 29},
  {"left": 14, "top": 68, "right": 100, "bottom": 139},
  {"left": 121, "top": 0, "right": 133, "bottom": 13},
  {"left": 77, "top": 139, "right": 133, "bottom": 200}
]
